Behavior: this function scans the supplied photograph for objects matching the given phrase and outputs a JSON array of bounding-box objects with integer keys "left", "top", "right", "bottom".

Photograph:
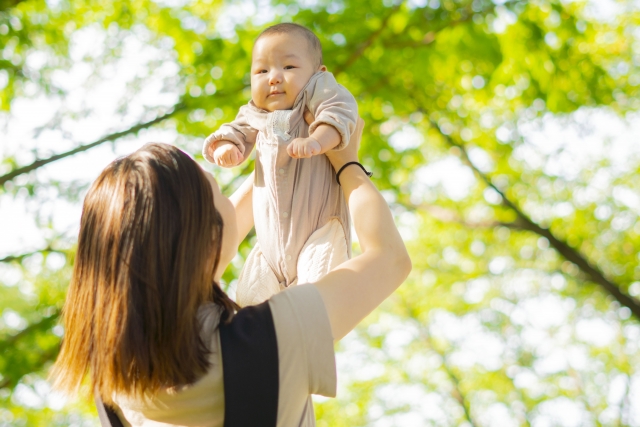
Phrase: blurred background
[{"left": 1, "top": 0, "right": 639, "bottom": 425}]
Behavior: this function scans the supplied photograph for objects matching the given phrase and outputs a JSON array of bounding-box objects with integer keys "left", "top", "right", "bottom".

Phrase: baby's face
[{"left": 251, "top": 33, "right": 325, "bottom": 112}]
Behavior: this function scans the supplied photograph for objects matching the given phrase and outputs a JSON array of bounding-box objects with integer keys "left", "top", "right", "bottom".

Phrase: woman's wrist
[
  {"left": 336, "top": 162, "right": 372, "bottom": 186},
  {"left": 334, "top": 163, "right": 370, "bottom": 196},
  {"left": 327, "top": 157, "right": 358, "bottom": 173},
  {"left": 325, "top": 147, "right": 359, "bottom": 172}
]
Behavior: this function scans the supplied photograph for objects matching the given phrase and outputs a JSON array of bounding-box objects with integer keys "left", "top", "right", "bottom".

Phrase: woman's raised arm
[
  {"left": 313, "top": 119, "right": 412, "bottom": 341},
  {"left": 229, "top": 171, "right": 255, "bottom": 243}
]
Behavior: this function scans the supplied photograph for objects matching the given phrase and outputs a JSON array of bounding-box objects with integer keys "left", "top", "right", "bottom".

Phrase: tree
[{"left": 1, "top": 0, "right": 639, "bottom": 425}]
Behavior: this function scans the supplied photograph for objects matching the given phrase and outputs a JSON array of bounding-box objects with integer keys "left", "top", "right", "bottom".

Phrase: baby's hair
[{"left": 256, "top": 23, "right": 323, "bottom": 68}]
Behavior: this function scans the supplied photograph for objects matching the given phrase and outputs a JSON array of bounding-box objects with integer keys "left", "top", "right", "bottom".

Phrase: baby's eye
[
  {"left": 255, "top": 69, "right": 267, "bottom": 74},
  {"left": 284, "top": 65, "right": 296, "bottom": 70}
]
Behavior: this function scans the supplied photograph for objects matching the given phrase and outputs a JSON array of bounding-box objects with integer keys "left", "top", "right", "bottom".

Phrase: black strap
[
  {"left": 95, "top": 300, "right": 280, "bottom": 427},
  {"left": 95, "top": 395, "right": 125, "bottom": 427},
  {"left": 220, "top": 300, "right": 279, "bottom": 427}
]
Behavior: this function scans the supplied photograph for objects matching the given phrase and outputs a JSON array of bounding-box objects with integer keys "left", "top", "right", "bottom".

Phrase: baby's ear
[{"left": 318, "top": 64, "right": 327, "bottom": 72}]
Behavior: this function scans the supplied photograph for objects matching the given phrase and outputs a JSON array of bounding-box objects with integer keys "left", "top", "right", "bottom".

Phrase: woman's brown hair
[{"left": 50, "top": 143, "right": 238, "bottom": 402}]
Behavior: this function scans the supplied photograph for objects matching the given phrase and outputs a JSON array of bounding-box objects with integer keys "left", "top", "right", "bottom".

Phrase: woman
[{"left": 50, "top": 118, "right": 411, "bottom": 426}]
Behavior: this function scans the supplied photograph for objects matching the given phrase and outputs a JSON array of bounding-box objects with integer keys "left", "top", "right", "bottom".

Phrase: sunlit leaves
[{"left": 1, "top": 0, "right": 640, "bottom": 425}]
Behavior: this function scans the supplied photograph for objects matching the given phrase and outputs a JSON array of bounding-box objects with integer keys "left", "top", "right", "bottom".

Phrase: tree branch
[
  {"left": 621, "top": 373, "right": 632, "bottom": 426},
  {"left": 0, "top": 0, "right": 26, "bottom": 12},
  {"left": 0, "top": 310, "right": 60, "bottom": 353},
  {"left": 0, "top": 312, "right": 60, "bottom": 389},
  {"left": 403, "top": 304, "right": 479, "bottom": 427},
  {"left": 0, "top": 247, "right": 64, "bottom": 264},
  {"left": 400, "top": 200, "right": 520, "bottom": 229},
  {"left": 441, "top": 358, "right": 477, "bottom": 427},
  {"left": 378, "top": 0, "right": 515, "bottom": 50},
  {"left": 380, "top": 10, "right": 474, "bottom": 49},
  {"left": 332, "top": 1, "right": 405, "bottom": 77},
  {"left": 0, "top": 309, "right": 60, "bottom": 389},
  {"left": 428, "top": 119, "right": 640, "bottom": 320},
  {"left": 0, "top": 103, "right": 186, "bottom": 189},
  {"left": 0, "top": 345, "right": 60, "bottom": 391}
]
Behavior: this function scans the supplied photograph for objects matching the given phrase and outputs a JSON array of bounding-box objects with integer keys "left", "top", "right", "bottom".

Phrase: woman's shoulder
[
  {"left": 267, "top": 284, "right": 332, "bottom": 335},
  {"left": 268, "top": 285, "right": 337, "bottom": 396}
]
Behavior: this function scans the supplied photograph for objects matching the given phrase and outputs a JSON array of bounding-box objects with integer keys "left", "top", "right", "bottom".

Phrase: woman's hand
[{"left": 303, "top": 108, "right": 364, "bottom": 172}]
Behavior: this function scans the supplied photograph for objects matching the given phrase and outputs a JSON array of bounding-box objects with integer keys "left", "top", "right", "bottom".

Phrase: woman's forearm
[
  {"left": 228, "top": 172, "right": 254, "bottom": 243},
  {"left": 338, "top": 166, "right": 405, "bottom": 256},
  {"left": 314, "top": 166, "right": 412, "bottom": 341}
]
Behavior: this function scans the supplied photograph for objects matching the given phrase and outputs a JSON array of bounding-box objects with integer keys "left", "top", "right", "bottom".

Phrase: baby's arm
[
  {"left": 203, "top": 106, "right": 258, "bottom": 168},
  {"left": 286, "top": 71, "right": 358, "bottom": 159},
  {"left": 286, "top": 124, "right": 341, "bottom": 158}
]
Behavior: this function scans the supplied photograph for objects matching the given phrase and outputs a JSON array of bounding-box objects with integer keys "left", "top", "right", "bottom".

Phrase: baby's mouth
[{"left": 268, "top": 91, "right": 284, "bottom": 97}]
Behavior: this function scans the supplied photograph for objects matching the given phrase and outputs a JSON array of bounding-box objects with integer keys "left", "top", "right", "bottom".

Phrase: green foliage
[{"left": 1, "top": 0, "right": 640, "bottom": 425}]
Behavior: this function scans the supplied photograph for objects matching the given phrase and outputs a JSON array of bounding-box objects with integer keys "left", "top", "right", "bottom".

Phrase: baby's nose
[{"left": 268, "top": 70, "right": 282, "bottom": 84}]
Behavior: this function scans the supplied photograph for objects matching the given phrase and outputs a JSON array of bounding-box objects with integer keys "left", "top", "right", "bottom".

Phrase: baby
[{"left": 203, "top": 23, "right": 358, "bottom": 307}]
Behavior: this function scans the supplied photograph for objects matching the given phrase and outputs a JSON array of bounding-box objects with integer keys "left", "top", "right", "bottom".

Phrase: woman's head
[{"left": 51, "top": 143, "right": 238, "bottom": 401}]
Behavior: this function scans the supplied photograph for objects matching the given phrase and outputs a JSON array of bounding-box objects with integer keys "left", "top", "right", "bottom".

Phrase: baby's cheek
[{"left": 250, "top": 83, "right": 264, "bottom": 108}]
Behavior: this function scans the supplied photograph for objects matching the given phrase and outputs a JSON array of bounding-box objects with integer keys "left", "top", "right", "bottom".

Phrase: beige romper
[{"left": 203, "top": 71, "right": 357, "bottom": 307}]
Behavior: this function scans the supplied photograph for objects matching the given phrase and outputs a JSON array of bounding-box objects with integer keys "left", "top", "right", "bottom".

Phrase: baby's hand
[
  {"left": 287, "top": 137, "right": 322, "bottom": 159},
  {"left": 213, "top": 142, "right": 243, "bottom": 167}
]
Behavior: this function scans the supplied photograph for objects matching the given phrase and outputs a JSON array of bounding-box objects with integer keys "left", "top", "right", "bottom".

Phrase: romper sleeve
[
  {"left": 268, "top": 284, "right": 337, "bottom": 398},
  {"left": 202, "top": 105, "right": 258, "bottom": 164},
  {"left": 306, "top": 71, "right": 358, "bottom": 150}
]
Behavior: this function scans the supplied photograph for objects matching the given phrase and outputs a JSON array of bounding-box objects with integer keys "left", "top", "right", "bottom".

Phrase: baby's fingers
[
  {"left": 295, "top": 143, "right": 310, "bottom": 158},
  {"left": 287, "top": 142, "right": 297, "bottom": 158},
  {"left": 288, "top": 141, "right": 305, "bottom": 158},
  {"left": 232, "top": 148, "right": 243, "bottom": 166},
  {"left": 219, "top": 149, "right": 236, "bottom": 167},
  {"left": 296, "top": 144, "right": 307, "bottom": 158}
]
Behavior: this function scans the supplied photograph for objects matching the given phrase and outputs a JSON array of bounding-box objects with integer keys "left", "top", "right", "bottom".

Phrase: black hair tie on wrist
[{"left": 336, "top": 162, "right": 373, "bottom": 186}]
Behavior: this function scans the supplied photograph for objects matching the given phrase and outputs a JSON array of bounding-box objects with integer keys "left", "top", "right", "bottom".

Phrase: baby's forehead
[
  {"left": 252, "top": 33, "right": 319, "bottom": 64},
  {"left": 253, "top": 50, "right": 312, "bottom": 62}
]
